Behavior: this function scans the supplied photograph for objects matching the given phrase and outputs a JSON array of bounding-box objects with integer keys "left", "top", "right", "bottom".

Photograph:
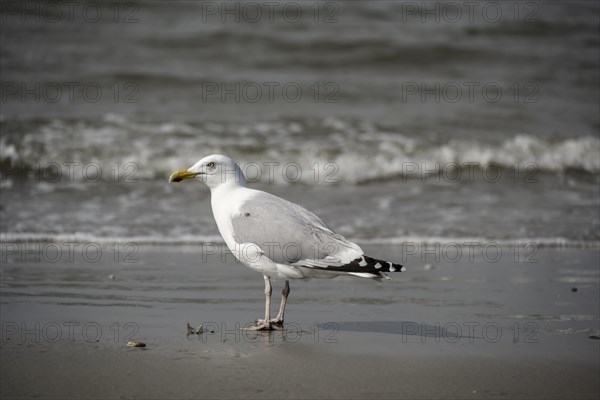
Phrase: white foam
[
  {"left": 1, "top": 232, "right": 597, "bottom": 248},
  {"left": 2, "top": 117, "right": 598, "bottom": 185}
]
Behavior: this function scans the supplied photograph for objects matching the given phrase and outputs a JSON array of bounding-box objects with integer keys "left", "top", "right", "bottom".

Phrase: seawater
[{"left": 1, "top": 1, "right": 598, "bottom": 244}]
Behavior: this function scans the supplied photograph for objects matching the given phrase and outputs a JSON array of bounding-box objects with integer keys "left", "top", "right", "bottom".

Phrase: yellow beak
[{"left": 169, "top": 169, "right": 200, "bottom": 183}]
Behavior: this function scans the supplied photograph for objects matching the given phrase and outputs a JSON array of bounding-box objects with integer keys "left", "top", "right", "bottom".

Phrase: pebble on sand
[{"left": 127, "top": 341, "right": 146, "bottom": 347}]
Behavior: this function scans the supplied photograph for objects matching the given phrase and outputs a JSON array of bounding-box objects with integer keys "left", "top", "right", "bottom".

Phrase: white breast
[{"left": 210, "top": 185, "right": 252, "bottom": 251}]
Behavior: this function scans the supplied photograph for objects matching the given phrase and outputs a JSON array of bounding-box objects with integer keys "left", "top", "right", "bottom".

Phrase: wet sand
[
  {"left": 2, "top": 339, "right": 598, "bottom": 399},
  {"left": 1, "top": 245, "right": 599, "bottom": 399}
]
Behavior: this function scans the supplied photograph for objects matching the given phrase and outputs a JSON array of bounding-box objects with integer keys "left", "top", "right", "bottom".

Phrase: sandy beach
[{"left": 1, "top": 245, "right": 598, "bottom": 399}]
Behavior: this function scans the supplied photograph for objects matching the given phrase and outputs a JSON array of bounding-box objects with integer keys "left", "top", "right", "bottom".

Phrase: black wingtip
[
  {"left": 330, "top": 255, "right": 405, "bottom": 274},
  {"left": 363, "top": 255, "right": 405, "bottom": 273}
]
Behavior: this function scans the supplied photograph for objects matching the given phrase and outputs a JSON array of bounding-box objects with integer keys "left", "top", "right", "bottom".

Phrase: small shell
[
  {"left": 127, "top": 340, "right": 146, "bottom": 347},
  {"left": 187, "top": 323, "right": 203, "bottom": 335}
]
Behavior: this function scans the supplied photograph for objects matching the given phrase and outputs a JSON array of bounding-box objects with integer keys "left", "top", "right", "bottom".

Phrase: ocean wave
[
  {"left": 1, "top": 232, "right": 598, "bottom": 249},
  {"left": 1, "top": 116, "right": 598, "bottom": 185}
]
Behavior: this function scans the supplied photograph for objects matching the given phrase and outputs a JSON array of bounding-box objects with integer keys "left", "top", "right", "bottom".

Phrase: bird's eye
[{"left": 207, "top": 162, "right": 215, "bottom": 168}]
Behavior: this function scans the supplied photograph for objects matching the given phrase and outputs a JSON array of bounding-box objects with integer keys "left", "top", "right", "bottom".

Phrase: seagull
[{"left": 169, "top": 154, "right": 405, "bottom": 330}]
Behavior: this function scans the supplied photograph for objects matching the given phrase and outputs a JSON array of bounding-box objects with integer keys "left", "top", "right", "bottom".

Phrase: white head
[{"left": 169, "top": 154, "right": 246, "bottom": 190}]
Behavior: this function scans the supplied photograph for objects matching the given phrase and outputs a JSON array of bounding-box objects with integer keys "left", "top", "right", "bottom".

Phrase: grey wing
[{"left": 230, "top": 191, "right": 362, "bottom": 265}]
